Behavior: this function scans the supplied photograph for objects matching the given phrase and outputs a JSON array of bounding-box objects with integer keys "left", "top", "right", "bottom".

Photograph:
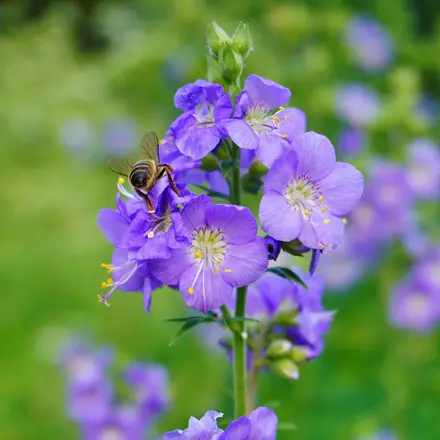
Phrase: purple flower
[
  {"left": 344, "top": 17, "right": 394, "bottom": 71},
  {"left": 335, "top": 83, "right": 381, "bottom": 127},
  {"left": 172, "top": 80, "right": 232, "bottom": 160},
  {"left": 225, "top": 74, "right": 306, "bottom": 167},
  {"left": 388, "top": 278, "right": 440, "bottom": 332},
  {"left": 259, "top": 132, "right": 364, "bottom": 250},
  {"left": 150, "top": 195, "right": 268, "bottom": 312},
  {"left": 124, "top": 363, "right": 170, "bottom": 420},
  {"left": 82, "top": 405, "right": 145, "bottom": 440},
  {"left": 101, "top": 117, "right": 139, "bottom": 155},
  {"left": 413, "top": 247, "right": 440, "bottom": 292},
  {"left": 265, "top": 236, "right": 281, "bottom": 261},
  {"left": 337, "top": 127, "right": 365, "bottom": 158},
  {"left": 406, "top": 138, "right": 440, "bottom": 199},
  {"left": 162, "top": 407, "right": 278, "bottom": 440}
]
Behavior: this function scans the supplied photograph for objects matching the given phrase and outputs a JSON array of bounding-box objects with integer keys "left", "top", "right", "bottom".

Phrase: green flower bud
[
  {"left": 281, "top": 239, "right": 310, "bottom": 257},
  {"left": 266, "top": 339, "right": 293, "bottom": 359},
  {"left": 231, "top": 22, "right": 253, "bottom": 59},
  {"left": 220, "top": 46, "right": 243, "bottom": 85},
  {"left": 289, "top": 346, "right": 309, "bottom": 363},
  {"left": 271, "top": 358, "right": 299, "bottom": 380},
  {"left": 207, "top": 55, "right": 224, "bottom": 84},
  {"left": 248, "top": 160, "right": 268, "bottom": 178},
  {"left": 207, "top": 22, "right": 230, "bottom": 57},
  {"left": 200, "top": 154, "right": 220, "bottom": 172}
]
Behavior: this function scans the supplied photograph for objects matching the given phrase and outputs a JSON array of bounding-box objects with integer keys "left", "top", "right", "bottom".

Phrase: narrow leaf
[
  {"left": 266, "top": 267, "right": 308, "bottom": 289},
  {"left": 169, "top": 319, "right": 205, "bottom": 346}
]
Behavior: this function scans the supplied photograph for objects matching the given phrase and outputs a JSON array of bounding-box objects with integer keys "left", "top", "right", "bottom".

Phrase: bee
[{"left": 109, "top": 130, "right": 180, "bottom": 213}]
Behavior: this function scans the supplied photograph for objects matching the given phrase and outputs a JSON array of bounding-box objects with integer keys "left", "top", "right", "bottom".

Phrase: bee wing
[
  {"left": 140, "top": 130, "right": 160, "bottom": 163},
  {"left": 108, "top": 157, "right": 134, "bottom": 177}
]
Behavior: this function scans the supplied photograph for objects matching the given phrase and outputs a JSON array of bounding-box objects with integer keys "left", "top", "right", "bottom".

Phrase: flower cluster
[
  {"left": 59, "top": 339, "right": 170, "bottom": 439},
  {"left": 163, "top": 407, "right": 277, "bottom": 440}
]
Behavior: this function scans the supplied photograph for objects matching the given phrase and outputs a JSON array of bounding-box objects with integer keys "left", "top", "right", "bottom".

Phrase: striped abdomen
[{"left": 129, "top": 160, "right": 157, "bottom": 190}]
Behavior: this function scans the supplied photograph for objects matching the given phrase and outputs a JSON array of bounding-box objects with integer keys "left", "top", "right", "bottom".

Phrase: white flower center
[
  {"left": 283, "top": 177, "right": 319, "bottom": 214},
  {"left": 246, "top": 103, "right": 286, "bottom": 136},
  {"left": 195, "top": 104, "right": 215, "bottom": 127},
  {"left": 99, "top": 427, "right": 123, "bottom": 440},
  {"left": 145, "top": 206, "right": 172, "bottom": 238}
]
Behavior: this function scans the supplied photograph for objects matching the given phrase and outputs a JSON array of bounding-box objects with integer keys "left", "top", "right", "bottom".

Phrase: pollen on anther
[
  {"left": 324, "top": 219, "right": 330, "bottom": 225},
  {"left": 195, "top": 251, "right": 202, "bottom": 259},
  {"left": 321, "top": 207, "right": 326, "bottom": 213},
  {"left": 107, "top": 269, "right": 114, "bottom": 274},
  {"left": 279, "top": 106, "right": 285, "bottom": 110},
  {"left": 318, "top": 196, "right": 324, "bottom": 203},
  {"left": 224, "top": 269, "right": 232, "bottom": 273},
  {"left": 118, "top": 177, "right": 125, "bottom": 185},
  {"left": 282, "top": 134, "right": 288, "bottom": 139},
  {"left": 304, "top": 209, "right": 310, "bottom": 216},
  {"left": 101, "top": 282, "right": 108, "bottom": 289},
  {"left": 271, "top": 115, "right": 281, "bottom": 123},
  {"left": 342, "top": 217, "right": 348, "bottom": 224},
  {"left": 147, "top": 231, "right": 155, "bottom": 238},
  {"left": 106, "top": 278, "right": 113, "bottom": 285},
  {"left": 188, "top": 287, "right": 194, "bottom": 294},
  {"left": 215, "top": 266, "right": 220, "bottom": 274}
]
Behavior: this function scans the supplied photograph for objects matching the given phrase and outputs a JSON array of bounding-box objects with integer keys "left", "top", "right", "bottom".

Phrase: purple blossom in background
[
  {"left": 344, "top": 16, "right": 394, "bottom": 71},
  {"left": 260, "top": 132, "right": 363, "bottom": 250},
  {"left": 388, "top": 278, "right": 440, "bottom": 332},
  {"left": 225, "top": 74, "right": 306, "bottom": 167},
  {"left": 335, "top": 83, "right": 381, "bottom": 127},
  {"left": 413, "top": 247, "right": 440, "bottom": 292},
  {"left": 405, "top": 138, "right": 440, "bottom": 199},
  {"left": 162, "top": 407, "right": 278, "bottom": 440},
  {"left": 173, "top": 80, "right": 232, "bottom": 160},
  {"left": 59, "top": 118, "right": 94, "bottom": 155},
  {"left": 101, "top": 117, "right": 139, "bottom": 156},
  {"left": 124, "top": 363, "right": 171, "bottom": 421},
  {"left": 150, "top": 195, "right": 268, "bottom": 312},
  {"left": 338, "top": 127, "right": 365, "bottom": 158}
]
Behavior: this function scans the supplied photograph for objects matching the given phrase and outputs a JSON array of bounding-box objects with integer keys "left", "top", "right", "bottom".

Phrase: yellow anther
[
  {"left": 225, "top": 269, "right": 232, "bottom": 273},
  {"left": 304, "top": 209, "right": 310, "bottom": 216},
  {"left": 147, "top": 231, "right": 155, "bottom": 239},
  {"left": 342, "top": 217, "right": 348, "bottom": 224},
  {"left": 188, "top": 287, "right": 194, "bottom": 295},
  {"left": 318, "top": 196, "right": 324, "bottom": 203},
  {"left": 101, "top": 263, "right": 107, "bottom": 268},
  {"left": 215, "top": 258, "right": 221, "bottom": 264},
  {"left": 324, "top": 219, "right": 330, "bottom": 225},
  {"left": 325, "top": 205, "right": 329, "bottom": 211},
  {"left": 321, "top": 207, "right": 326, "bottom": 213},
  {"left": 284, "top": 113, "right": 290, "bottom": 119},
  {"left": 279, "top": 106, "right": 285, "bottom": 110},
  {"left": 106, "top": 278, "right": 113, "bottom": 285},
  {"left": 271, "top": 115, "right": 281, "bottom": 123},
  {"left": 195, "top": 251, "right": 202, "bottom": 259},
  {"left": 107, "top": 269, "right": 114, "bottom": 274},
  {"left": 282, "top": 134, "right": 288, "bottom": 139},
  {"left": 101, "top": 282, "right": 108, "bottom": 289},
  {"left": 215, "top": 266, "right": 220, "bottom": 274},
  {"left": 118, "top": 177, "right": 125, "bottom": 185}
]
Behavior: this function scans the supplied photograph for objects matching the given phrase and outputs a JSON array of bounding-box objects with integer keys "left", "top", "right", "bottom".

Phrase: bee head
[{"left": 130, "top": 169, "right": 148, "bottom": 188}]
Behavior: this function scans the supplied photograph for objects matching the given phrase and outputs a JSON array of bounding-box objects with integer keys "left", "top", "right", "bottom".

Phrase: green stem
[
  {"left": 233, "top": 286, "right": 248, "bottom": 417},
  {"left": 247, "top": 348, "right": 261, "bottom": 413}
]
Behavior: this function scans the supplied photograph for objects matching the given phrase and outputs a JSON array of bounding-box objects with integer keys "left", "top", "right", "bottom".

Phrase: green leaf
[
  {"left": 164, "top": 316, "right": 207, "bottom": 323},
  {"left": 220, "top": 159, "right": 237, "bottom": 176},
  {"left": 167, "top": 315, "right": 219, "bottom": 346},
  {"left": 192, "top": 184, "right": 229, "bottom": 200},
  {"left": 266, "top": 267, "right": 308, "bottom": 289},
  {"left": 229, "top": 316, "right": 259, "bottom": 323},
  {"left": 277, "top": 423, "right": 297, "bottom": 431}
]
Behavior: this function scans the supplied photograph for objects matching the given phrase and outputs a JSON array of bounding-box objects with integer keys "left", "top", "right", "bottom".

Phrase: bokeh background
[{"left": 1, "top": 1, "right": 439, "bottom": 439}]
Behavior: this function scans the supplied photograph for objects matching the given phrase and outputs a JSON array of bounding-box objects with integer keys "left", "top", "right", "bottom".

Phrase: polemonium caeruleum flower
[
  {"left": 162, "top": 407, "right": 278, "bottom": 440},
  {"left": 388, "top": 278, "right": 440, "bottom": 332},
  {"left": 338, "top": 127, "right": 365, "bottom": 158},
  {"left": 225, "top": 74, "right": 306, "bottom": 167},
  {"left": 405, "top": 138, "right": 440, "bottom": 199},
  {"left": 101, "top": 117, "right": 139, "bottom": 156},
  {"left": 150, "top": 195, "right": 268, "bottom": 312},
  {"left": 344, "top": 17, "right": 394, "bottom": 71},
  {"left": 259, "top": 131, "right": 364, "bottom": 250},
  {"left": 335, "top": 83, "right": 381, "bottom": 127},
  {"left": 413, "top": 247, "right": 440, "bottom": 292},
  {"left": 172, "top": 80, "right": 233, "bottom": 160}
]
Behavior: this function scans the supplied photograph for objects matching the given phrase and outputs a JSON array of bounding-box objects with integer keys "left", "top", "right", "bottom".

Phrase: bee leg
[
  {"left": 164, "top": 166, "right": 181, "bottom": 197},
  {"left": 135, "top": 189, "right": 155, "bottom": 213}
]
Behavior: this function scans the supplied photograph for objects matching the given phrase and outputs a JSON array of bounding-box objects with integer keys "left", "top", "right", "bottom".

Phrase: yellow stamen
[
  {"left": 321, "top": 207, "right": 326, "bottom": 213},
  {"left": 106, "top": 278, "right": 113, "bottom": 285},
  {"left": 195, "top": 251, "right": 202, "bottom": 259},
  {"left": 107, "top": 269, "right": 114, "bottom": 274},
  {"left": 215, "top": 266, "right": 220, "bottom": 274},
  {"left": 342, "top": 217, "right": 348, "bottom": 224},
  {"left": 279, "top": 106, "right": 285, "bottom": 110},
  {"left": 325, "top": 205, "right": 329, "bottom": 211},
  {"left": 188, "top": 287, "right": 194, "bottom": 294},
  {"left": 324, "top": 219, "right": 330, "bottom": 225},
  {"left": 304, "top": 209, "right": 310, "bottom": 216},
  {"left": 225, "top": 269, "right": 232, "bottom": 273},
  {"left": 101, "top": 282, "right": 108, "bottom": 289},
  {"left": 318, "top": 196, "right": 324, "bottom": 203},
  {"left": 147, "top": 231, "right": 155, "bottom": 238},
  {"left": 282, "top": 134, "right": 288, "bottom": 139},
  {"left": 271, "top": 115, "right": 281, "bottom": 123},
  {"left": 118, "top": 177, "right": 125, "bottom": 185}
]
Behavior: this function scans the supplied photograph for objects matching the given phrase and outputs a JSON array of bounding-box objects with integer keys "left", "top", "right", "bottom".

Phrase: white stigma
[{"left": 144, "top": 206, "right": 172, "bottom": 239}]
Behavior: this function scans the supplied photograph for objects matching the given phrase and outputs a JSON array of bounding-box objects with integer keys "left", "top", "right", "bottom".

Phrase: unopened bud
[
  {"left": 231, "top": 22, "right": 253, "bottom": 59},
  {"left": 271, "top": 358, "right": 299, "bottom": 380},
  {"left": 207, "top": 55, "right": 224, "bottom": 84},
  {"left": 248, "top": 159, "right": 268, "bottom": 178},
  {"left": 281, "top": 239, "right": 311, "bottom": 257},
  {"left": 266, "top": 339, "right": 293, "bottom": 359},
  {"left": 289, "top": 346, "right": 309, "bottom": 363},
  {"left": 220, "top": 46, "right": 243, "bottom": 85},
  {"left": 207, "top": 22, "right": 230, "bottom": 57},
  {"left": 200, "top": 154, "right": 219, "bottom": 172}
]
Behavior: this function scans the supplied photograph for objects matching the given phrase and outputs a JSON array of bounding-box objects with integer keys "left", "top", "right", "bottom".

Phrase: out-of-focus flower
[
  {"left": 388, "top": 278, "right": 440, "bottom": 332},
  {"left": 356, "top": 430, "right": 398, "bottom": 440},
  {"left": 225, "top": 74, "right": 306, "bottom": 167},
  {"left": 124, "top": 363, "right": 171, "bottom": 421},
  {"left": 338, "top": 127, "right": 365, "bottom": 158},
  {"left": 344, "top": 17, "right": 394, "bottom": 71},
  {"left": 150, "top": 195, "right": 268, "bottom": 312},
  {"left": 172, "top": 80, "right": 232, "bottom": 160},
  {"left": 59, "top": 119, "right": 94, "bottom": 155},
  {"left": 335, "top": 83, "right": 381, "bottom": 127},
  {"left": 259, "top": 132, "right": 363, "bottom": 250},
  {"left": 415, "top": 95, "right": 438, "bottom": 127},
  {"left": 413, "top": 247, "right": 440, "bottom": 292},
  {"left": 162, "top": 407, "right": 278, "bottom": 440},
  {"left": 101, "top": 117, "right": 139, "bottom": 156},
  {"left": 405, "top": 138, "right": 440, "bottom": 199}
]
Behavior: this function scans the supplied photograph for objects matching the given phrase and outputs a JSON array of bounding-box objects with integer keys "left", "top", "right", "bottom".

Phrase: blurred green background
[{"left": 0, "top": 1, "right": 439, "bottom": 439}]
